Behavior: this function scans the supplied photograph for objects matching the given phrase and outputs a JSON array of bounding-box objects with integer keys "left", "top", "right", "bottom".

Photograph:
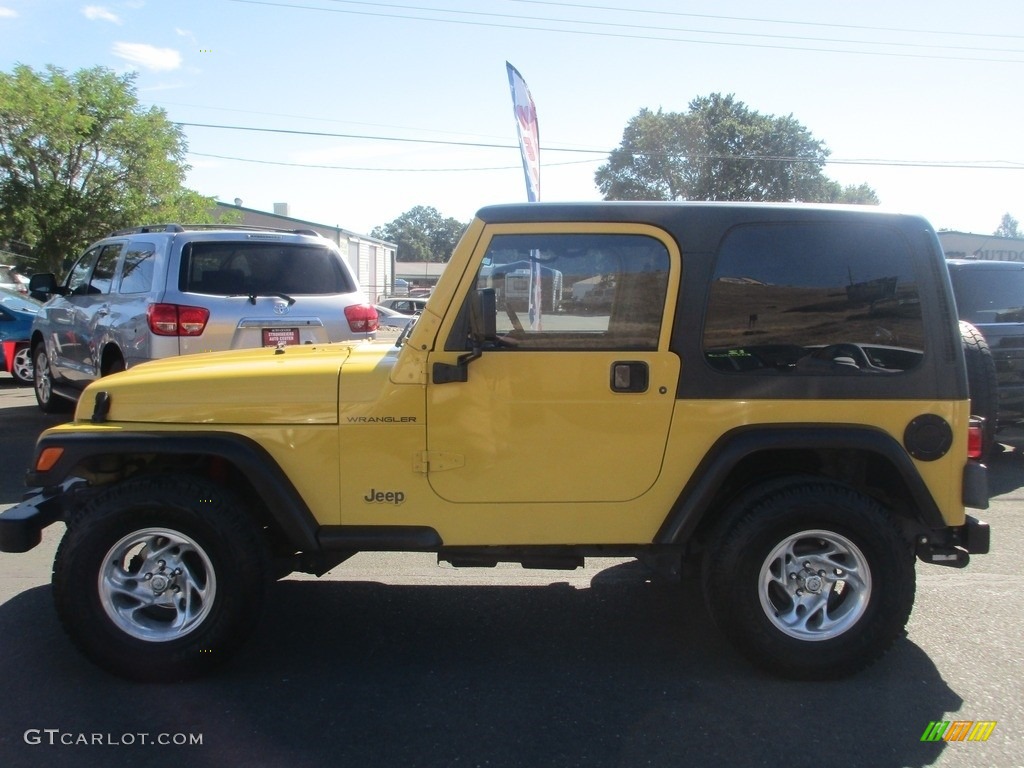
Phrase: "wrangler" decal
[{"left": 346, "top": 416, "right": 417, "bottom": 423}]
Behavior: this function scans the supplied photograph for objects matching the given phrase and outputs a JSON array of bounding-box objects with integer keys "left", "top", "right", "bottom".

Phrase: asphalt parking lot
[{"left": 0, "top": 376, "right": 1021, "bottom": 768}]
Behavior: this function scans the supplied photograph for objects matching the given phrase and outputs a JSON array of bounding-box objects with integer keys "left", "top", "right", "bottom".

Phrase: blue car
[{"left": 0, "top": 287, "right": 42, "bottom": 384}]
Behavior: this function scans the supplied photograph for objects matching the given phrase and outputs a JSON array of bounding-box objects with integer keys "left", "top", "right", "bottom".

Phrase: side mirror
[
  {"left": 29, "top": 273, "right": 57, "bottom": 292},
  {"left": 469, "top": 288, "right": 497, "bottom": 344},
  {"left": 432, "top": 288, "right": 497, "bottom": 384},
  {"left": 28, "top": 273, "right": 64, "bottom": 301}
]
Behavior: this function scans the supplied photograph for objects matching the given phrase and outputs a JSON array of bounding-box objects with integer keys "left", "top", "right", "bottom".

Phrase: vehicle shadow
[
  {"left": 0, "top": 574, "right": 961, "bottom": 768},
  {"left": 988, "top": 445, "right": 1024, "bottom": 497},
  {"left": 0, "top": 383, "right": 70, "bottom": 506}
]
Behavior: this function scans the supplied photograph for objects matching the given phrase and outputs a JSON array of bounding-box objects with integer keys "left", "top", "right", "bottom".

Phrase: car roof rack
[{"left": 108, "top": 224, "right": 324, "bottom": 237}]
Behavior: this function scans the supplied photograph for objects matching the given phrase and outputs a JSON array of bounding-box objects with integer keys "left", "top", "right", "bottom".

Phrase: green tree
[
  {"left": 819, "top": 181, "right": 881, "bottom": 205},
  {"left": 0, "top": 64, "right": 218, "bottom": 274},
  {"left": 595, "top": 94, "right": 878, "bottom": 204},
  {"left": 371, "top": 205, "right": 467, "bottom": 262},
  {"left": 994, "top": 212, "right": 1021, "bottom": 238}
]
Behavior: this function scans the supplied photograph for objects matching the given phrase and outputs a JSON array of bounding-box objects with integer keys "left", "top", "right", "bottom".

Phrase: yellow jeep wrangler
[{"left": 0, "top": 203, "right": 990, "bottom": 681}]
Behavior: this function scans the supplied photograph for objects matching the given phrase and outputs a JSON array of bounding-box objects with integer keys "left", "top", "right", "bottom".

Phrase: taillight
[
  {"left": 147, "top": 304, "right": 210, "bottom": 337},
  {"left": 345, "top": 303, "right": 379, "bottom": 333},
  {"left": 967, "top": 416, "right": 984, "bottom": 460}
]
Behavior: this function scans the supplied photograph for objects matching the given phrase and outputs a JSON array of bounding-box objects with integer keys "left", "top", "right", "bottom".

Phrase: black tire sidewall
[
  {"left": 53, "top": 476, "right": 269, "bottom": 682},
  {"left": 960, "top": 320, "right": 999, "bottom": 458},
  {"left": 704, "top": 482, "right": 915, "bottom": 679}
]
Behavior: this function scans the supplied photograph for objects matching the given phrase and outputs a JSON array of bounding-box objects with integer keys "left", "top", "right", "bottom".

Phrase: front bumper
[{"left": 0, "top": 480, "right": 82, "bottom": 553}]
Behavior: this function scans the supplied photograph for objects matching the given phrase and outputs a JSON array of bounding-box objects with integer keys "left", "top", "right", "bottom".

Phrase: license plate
[{"left": 262, "top": 327, "right": 299, "bottom": 347}]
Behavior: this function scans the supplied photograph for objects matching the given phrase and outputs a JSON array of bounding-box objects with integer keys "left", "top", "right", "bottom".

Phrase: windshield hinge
[{"left": 413, "top": 451, "right": 465, "bottom": 474}]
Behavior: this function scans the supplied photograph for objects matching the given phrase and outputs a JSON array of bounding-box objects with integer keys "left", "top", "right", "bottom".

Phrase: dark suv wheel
[{"left": 961, "top": 321, "right": 998, "bottom": 458}]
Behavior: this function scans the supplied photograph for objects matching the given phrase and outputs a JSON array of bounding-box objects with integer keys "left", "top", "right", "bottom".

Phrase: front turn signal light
[{"left": 36, "top": 447, "right": 64, "bottom": 473}]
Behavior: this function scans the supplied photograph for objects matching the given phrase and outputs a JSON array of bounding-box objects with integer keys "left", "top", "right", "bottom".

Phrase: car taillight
[
  {"left": 147, "top": 304, "right": 210, "bottom": 337},
  {"left": 345, "top": 303, "right": 379, "bottom": 333},
  {"left": 967, "top": 416, "right": 984, "bottom": 460}
]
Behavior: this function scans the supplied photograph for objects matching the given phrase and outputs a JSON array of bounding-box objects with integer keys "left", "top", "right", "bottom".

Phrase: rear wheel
[
  {"left": 102, "top": 354, "right": 125, "bottom": 376},
  {"left": 32, "top": 342, "right": 70, "bottom": 413},
  {"left": 53, "top": 475, "right": 271, "bottom": 682},
  {"left": 702, "top": 479, "right": 915, "bottom": 679},
  {"left": 10, "top": 345, "right": 33, "bottom": 385}
]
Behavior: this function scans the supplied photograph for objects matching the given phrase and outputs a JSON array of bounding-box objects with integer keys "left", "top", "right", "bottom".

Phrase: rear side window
[
  {"left": 119, "top": 243, "right": 157, "bottom": 294},
  {"left": 703, "top": 222, "right": 925, "bottom": 374},
  {"left": 180, "top": 242, "right": 356, "bottom": 296}
]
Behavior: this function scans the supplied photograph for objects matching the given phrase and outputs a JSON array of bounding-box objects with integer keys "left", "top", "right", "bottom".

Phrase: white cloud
[
  {"left": 112, "top": 42, "right": 182, "bottom": 72},
  {"left": 0, "top": 7, "right": 19, "bottom": 18},
  {"left": 83, "top": 5, "right": 121, "bottom": 24},
  {"left": 175, "top": 27, "right": 198, "bottom": 46}
]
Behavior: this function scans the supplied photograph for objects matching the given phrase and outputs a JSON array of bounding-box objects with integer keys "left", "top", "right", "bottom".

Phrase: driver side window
[
  {"left": 66, "top": 247, "right": 102, "bottom": 295},
  {"left": 465, "top": 232, "right": 671, "bottom": 351}
]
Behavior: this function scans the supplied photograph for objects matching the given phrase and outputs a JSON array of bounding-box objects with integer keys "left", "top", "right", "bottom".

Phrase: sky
[{"left": 2, "top": 0, "right": 1023, "bottom": 238}]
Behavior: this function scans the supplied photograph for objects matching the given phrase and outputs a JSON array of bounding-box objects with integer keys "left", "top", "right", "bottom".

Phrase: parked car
[
  {"left": 29, "top": 223, "right": 378, "bottom": 412},
  {"left": 377, "top": 296, "right": 428, "bottom": 315},
  {"left": 0, "top": 287, "right": 42, "bottom": 384},
  {"left": 947, "top": 258, "right": 1024, "bottom": 453},
  {"left": 0, "top": 264, "right": 29, "bottom": 295},
  {"left": 374, "top": 304, "right": 416, "bottom": 332}
]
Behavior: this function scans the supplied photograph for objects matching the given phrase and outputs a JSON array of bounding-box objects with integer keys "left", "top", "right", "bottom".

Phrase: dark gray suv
[
  {"left": 29, "top": 224, "right": 378, "bottom": 412},
  {"left": 947, "top": 259, "right": 1024, "bottom": 449}
]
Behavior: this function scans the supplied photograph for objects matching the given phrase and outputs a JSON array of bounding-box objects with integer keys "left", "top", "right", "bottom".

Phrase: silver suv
[{"left": 29, "top": 224, "right": 378, "bottom": 412}]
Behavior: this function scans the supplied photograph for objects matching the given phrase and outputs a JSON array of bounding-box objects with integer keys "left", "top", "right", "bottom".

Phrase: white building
[{"left": 938, "top": 231, "right": 1024, "bottom": 262}]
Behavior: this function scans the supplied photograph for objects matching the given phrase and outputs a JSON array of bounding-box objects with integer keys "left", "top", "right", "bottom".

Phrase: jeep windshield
[{"left": 181, "top": 242, "right": 356, "bottom": 296}]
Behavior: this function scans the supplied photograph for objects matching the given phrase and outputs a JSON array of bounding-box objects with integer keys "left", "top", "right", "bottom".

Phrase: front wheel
[
  {"left": 702, "top": 480, "right": 915, "bottom": 679},
  {"left": 53, "top": 475, "right": 270, "bottom": 681}
]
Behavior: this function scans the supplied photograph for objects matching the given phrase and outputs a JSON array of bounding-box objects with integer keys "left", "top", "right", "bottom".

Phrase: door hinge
[{"left": 414, "top": 451, "right": 465, "bottom": 474}]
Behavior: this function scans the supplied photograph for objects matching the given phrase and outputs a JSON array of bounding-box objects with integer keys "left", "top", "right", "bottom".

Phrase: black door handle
[{"left": 611, "top": 361, "right": 649, "bottom": 393}]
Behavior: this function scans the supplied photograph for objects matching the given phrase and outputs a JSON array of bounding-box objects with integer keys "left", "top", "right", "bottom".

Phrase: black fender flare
[
  {"left": 27, "top": 431, "right": 321, "bottom": 552},
  {"left": 654, "top": 424, "right": 948, "bottom": 545}
]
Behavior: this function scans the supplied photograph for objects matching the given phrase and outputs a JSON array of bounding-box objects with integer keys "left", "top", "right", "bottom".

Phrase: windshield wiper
[{"left": 246, "top": 292, "right": 296, "bottom": 306}]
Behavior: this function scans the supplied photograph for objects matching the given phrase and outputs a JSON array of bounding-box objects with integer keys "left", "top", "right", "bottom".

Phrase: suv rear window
[
  {"left": 949, "top": 266, "right": 1024, "bottom": 324},
  {"left": 180, "top": 242, "right": 355, "bottom": 296},
  {"left": 703, "top": 222, "right": 925, "bottom": 374}
]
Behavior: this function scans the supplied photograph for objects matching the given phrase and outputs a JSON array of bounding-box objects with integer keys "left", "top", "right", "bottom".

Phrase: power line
[
  {"left": 189, "top": 150, "right": 602, "bottom": 171},
  {"left": 177, "top": 121, "right": 603, "bottom": 153},
  {"left": 150, "top": 100, "right": 519, "bottom": 143},
  {"left": 304, "top": 0, "right": 1023, "bottom": 54},
  {"left": 510, "top": 0, "right": 1024, "bottom": 41},
  {"left": 181, "top": 124, "right": 1024, "bottom": 171},
  {"left": 223, "top": 0, "right": 1024, "bottom": 64}
]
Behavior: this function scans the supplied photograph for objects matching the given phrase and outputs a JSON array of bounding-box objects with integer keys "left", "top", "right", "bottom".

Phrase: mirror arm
[{"left": 432, "top": 342, "right": 482, "bottom": 384}]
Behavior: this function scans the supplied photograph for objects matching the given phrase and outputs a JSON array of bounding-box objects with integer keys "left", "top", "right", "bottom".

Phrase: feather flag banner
[{"left": 506, "top": 62, "right": 543, "bottom": 329}]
